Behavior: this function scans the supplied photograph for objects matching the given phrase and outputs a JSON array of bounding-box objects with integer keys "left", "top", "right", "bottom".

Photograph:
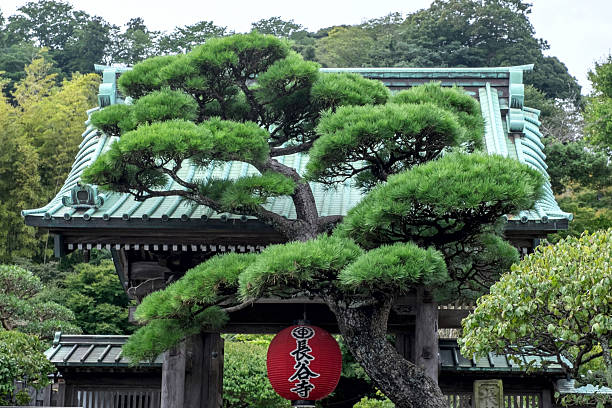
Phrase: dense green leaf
[
  {"left": 189, "top": 32, "right": 290, "bottom": 78},
  {"left": 134, "top": 253, "right": 257, "bottom": 322},
  {"left": 311, "top": 72, "right": 389, "bottom": 111},
  {"left": 544, "top": 139, "right": 612, "bottom": 194},
  {"left": 438, "top": 233, "right": 519, "bottom": 300},
  {"left": 255, "top": 52, "right": 320, "bottom": 115},
  {"left": 251, "top": 17, "right": 304, "bottom": 39},
  {"left": 59, "top": 260, "right": 131, "bottom": 334},
  {"left": 223, "top": 338, "right": 290, "bottom": 408},
  {"left": 123, "top": 307, "right": 227, "bottom": 363},
  {"left": 90, "top": 104, "right": 136, "bottom": 136},
  {"left": 0, "top": 264, "right": 79, "bottom": 338},
  {"left": 0, "top": 331, "right": 54, "bottom": 404},
  {"left": 118, "top": 55, "right": 178, "bottom": 98},
  {"left": 339, "top": 242, "right": 447, "bottom": 294},
  {"left": 461, "top": 229, "right": 612, "bottom": 387},
  {"left": 83, "top": 118, "right": 270, "bottom": 192},
  {"left": 335, "top": 152, "right": 544, "bottom": 249},
  {"left": 159, "top": 20, "right": 227, "bottom": 54},
  {"left": 219, "top": 172, "right": 296, "bottom": 212},
  {"left": 391, "top": 82, "right": 484, "bottom": 149},
  {"left": 585, "top": 56, "right": 612, "bottom": 148},
  {"left": 239, "top": 235, "right": 363, "bottom": 299},
  {"left": 132, "top": 88, "right": 199, "bottom": 125}
]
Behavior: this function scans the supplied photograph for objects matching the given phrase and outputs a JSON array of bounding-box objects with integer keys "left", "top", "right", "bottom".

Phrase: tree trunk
[{"left": 322, "top": 293, "right": 448, "bottom": 408}]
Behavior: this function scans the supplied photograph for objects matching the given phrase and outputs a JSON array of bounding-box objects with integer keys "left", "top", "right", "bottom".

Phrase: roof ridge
[{"left": 321, "top": 64, "right": 534, "bottom": 73}]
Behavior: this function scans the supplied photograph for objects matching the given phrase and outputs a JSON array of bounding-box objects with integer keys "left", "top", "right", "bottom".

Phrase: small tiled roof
[
  {"left": 439, "top": 340, "right": 564, "bottom": 374},
  {"left": 23, "top": 64, "right": 571, "bottom": 234},
  {"left": 45, "top": 332, "right": 162, "bottom": 367},
  {"left": 46, "top": 335, "right": 566, "bottom": 375},
  {"left": 556, "top": 379, "right": 612, "bottom": 395}
]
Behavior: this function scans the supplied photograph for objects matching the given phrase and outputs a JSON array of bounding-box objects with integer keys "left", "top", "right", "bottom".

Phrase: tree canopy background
[
  {"left": 0, "top": 0, "right": 580, "bottom": 101},
  {"left": 461, "top": 229, "right": 612, "bottom": 395}
]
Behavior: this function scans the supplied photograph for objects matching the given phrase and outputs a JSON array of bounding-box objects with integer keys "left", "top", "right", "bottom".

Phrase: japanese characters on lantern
[{"left": 289, "top": 326, "right": 320, "bottom": 398}]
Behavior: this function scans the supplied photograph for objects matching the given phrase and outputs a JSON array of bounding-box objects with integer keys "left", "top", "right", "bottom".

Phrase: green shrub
[
  {"left": 223, "top": 338, "right": 289, "bottom": 408},
  {"left": 353, "top": 391, "right": 394, "bottom": 408},
  {"left": 0, "top": 331, "right": 54, "bottom": 405}
]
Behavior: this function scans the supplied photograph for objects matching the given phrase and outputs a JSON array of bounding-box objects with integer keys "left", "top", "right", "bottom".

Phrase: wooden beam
[
  {"left": 42, "top": 384, "right": 51, "bottom": 406},
  {"left": 111, "top": 249, "right": 128, "bottom": 291},
  {"left": 56, "top": 382, "right": 66, "bottom": 407},
  {"left": 183, "top": 335, "right": 203, "bottom": 408},
  {"left": 63, "top": 384, "right": 77, "bottom": 407},
  {"left": 504, "top": 219, "right": 569, "bottom": 232},
  {"left": 438, "top": 309, "right": 470, "bottom": 329}
]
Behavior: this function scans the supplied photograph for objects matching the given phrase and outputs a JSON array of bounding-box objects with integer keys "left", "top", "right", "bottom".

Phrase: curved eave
[{"left": 478, "top": 83, "right": 572, "bottom": 225}]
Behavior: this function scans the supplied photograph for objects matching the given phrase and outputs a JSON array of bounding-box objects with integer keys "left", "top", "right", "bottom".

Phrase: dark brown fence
[
  {"left": 445, "top": 391, "right": 544, "bottom": 408},
  {"left": 14, "top": 382, "right": 161, "bottom": 408},
  {"left": 73, "top": 389, "right": 161, "bottom": 408}
]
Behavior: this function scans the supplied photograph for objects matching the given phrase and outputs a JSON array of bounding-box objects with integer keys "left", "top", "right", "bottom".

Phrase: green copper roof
[
  {"left": 439, "top": 339, "right": 563, "bottom": 374},
  {"left": 477, "top": 69, "right": 571, "bottom": 223},
  {"left": 45, "top": 332, "right": 162, "bottom": 367},
  {"left": 23, "top": 127, "right": 361, "bottom": 222},
  {"left": 23, "top": 64, "right": 571, "bottom": 231},
  {"left": 556, "top": 379, "right": 612, "bottom": 395}
]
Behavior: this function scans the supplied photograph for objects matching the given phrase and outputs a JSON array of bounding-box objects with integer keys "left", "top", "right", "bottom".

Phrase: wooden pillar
[
  {"left": 203, "top": 333, "right": 224, "bottom": 406},
  {"left": 162, "top": 332, "right": 224, "bottom": 408},
  {"left": 162, "top": 341, "right": 186, "bottom": 408},
  {"left": 541, "top": 388, "right": 553, "bottom": 408},
  {"left": 414, "top": 288, "right": 439, "bottom": 383}
]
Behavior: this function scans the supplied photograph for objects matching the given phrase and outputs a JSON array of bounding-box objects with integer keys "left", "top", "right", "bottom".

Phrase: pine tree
[{"left": 83, "top": 33, "right": 544, "bottom": 408}]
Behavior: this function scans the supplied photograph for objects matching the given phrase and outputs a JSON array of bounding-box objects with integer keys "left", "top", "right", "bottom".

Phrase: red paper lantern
[{"left": 267, "top": 325, "right": 342, "bottom": 402}]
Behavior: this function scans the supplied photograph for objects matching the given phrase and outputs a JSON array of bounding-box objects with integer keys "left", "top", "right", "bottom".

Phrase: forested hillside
[{"left": 0, "top": 0, "right": 581, "bottom": 100}]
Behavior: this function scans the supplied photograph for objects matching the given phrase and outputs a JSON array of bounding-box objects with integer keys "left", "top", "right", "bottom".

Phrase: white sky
[{"left": 2, "top": 0, "right": 611, "bottom": 94}]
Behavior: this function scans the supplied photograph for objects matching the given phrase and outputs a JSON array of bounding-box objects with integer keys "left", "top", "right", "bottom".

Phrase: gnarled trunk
[{"left": 322, "top": 293, "right": 448, "bottom": 408}]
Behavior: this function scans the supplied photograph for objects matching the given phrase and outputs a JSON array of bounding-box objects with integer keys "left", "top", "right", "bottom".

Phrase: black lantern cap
[{"left": 292, "top": 401, "right": 316, "bottom": 407}]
